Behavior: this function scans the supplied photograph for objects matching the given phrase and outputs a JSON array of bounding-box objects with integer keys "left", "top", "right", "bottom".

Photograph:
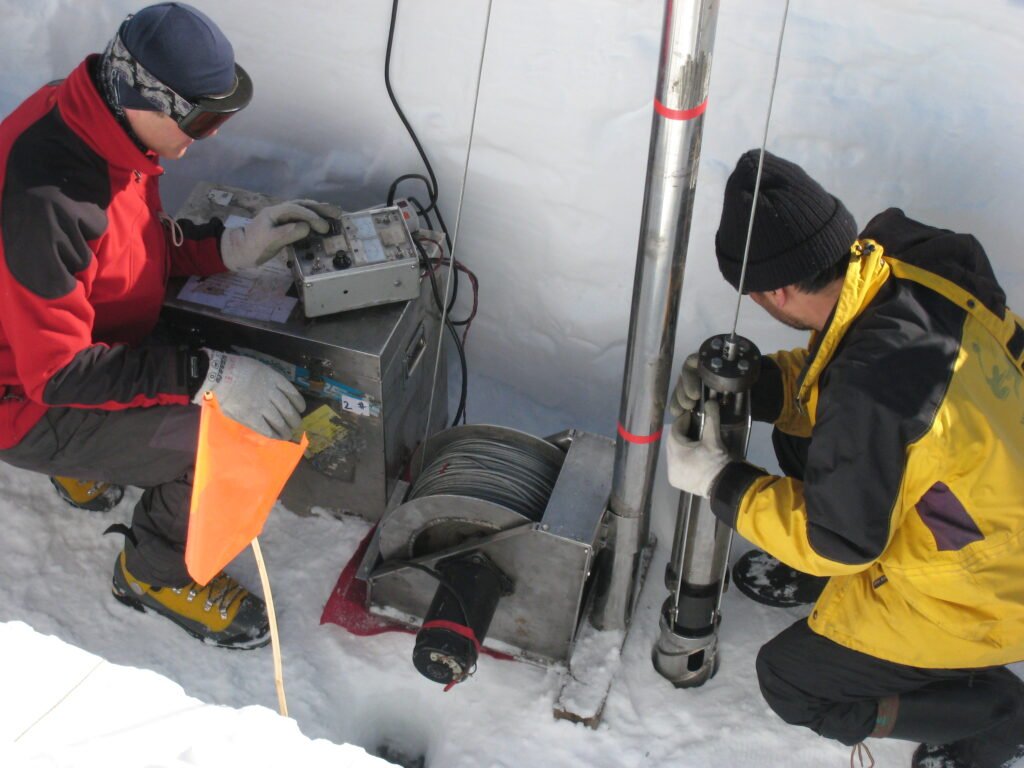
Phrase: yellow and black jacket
[{"left": 710, "top": 208, "right": 1024, "bottom": 668}]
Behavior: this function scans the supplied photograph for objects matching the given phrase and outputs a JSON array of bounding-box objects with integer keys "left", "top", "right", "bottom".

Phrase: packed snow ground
[
  {"left": 0, "top": 459, "right": 920, "bottom": 768},
  {"left": 1, "top": 0, "right": 1023, "bottom": 766},
  {"left": 2, "top": 463, "right": 1022, "bottom": 767},
  {"left": 0, "top": 622, "right": 390, "bottom": 768}
]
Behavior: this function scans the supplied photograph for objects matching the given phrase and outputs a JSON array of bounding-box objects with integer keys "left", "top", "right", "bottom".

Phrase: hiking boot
[
  {"left": 912, "top": 743, "right": 969, "bottom": 768},
  {"left": 111, "top": 550, "right": 270, "bottom": 649},
  {"left": 959, "top": 689, "right": 1024, "bottom": 768},
  {"left": 908, "top": 674, "right": 1024, "bottom": 768},
  {"left": 731, "top": 549, "right": 827, "bottom": 608},
  {"left": 51, "top": 475, "right": 124, "bottom": 512},
  {"left": 913, "top": 742, "right": 1024, "bottom": 768}
]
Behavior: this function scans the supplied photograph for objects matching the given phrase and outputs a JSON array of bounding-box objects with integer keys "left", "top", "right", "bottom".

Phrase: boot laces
[
  {"left": 173, "top": 573, "right": 247, "bottom": 619},
  {"left": 849, "top": 742, "right": 874, "bottom": 768}
]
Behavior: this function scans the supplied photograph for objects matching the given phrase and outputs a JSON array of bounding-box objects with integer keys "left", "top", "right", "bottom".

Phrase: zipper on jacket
[
  {"left": 1, "top": 385, "right": 25, "bottom": 402},
  {"left": 133, "top": 170, "right": 142, "bottom": 184}
]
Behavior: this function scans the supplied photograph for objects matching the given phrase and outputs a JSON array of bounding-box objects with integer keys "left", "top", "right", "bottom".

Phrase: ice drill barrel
[
  {"left": 592, "top": 0, "right": 722, "bottom": 631},
  {"left": 653, "top": 334, "right": 760, "bottom": 687}
]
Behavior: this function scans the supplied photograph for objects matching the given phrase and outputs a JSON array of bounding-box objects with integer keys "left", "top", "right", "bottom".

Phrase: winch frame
[{"left": 359, "top": 426, "right": 616, "bottom": 665}]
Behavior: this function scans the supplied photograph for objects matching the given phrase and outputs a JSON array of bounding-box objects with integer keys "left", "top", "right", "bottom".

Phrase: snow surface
[
  {"left": 0, "top": 621, "right": 390, "bottom": 768},
  {"left": 1, "top": 0, "right": 1023, "bottom": 766}
]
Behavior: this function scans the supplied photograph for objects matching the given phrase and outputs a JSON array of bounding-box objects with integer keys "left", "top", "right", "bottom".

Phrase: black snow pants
[
  {"left": 757, "top": 429, "right": 1023, "bottom": 747},
  {"left": 0, "top": 403, "right": 199, "bottom": 587},
  {"left": 755, "top": 616, "right": 1014, "bottom": 746}
]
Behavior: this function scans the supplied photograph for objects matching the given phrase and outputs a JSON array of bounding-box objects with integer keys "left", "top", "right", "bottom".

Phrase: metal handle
[{"left": 404, "top": 322, "right": 427, "bottom": 380}]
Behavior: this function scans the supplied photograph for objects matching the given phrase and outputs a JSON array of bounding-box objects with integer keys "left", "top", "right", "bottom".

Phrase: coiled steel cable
[{"left": 408, "top": 438, "right": 561, "bottom": 521}]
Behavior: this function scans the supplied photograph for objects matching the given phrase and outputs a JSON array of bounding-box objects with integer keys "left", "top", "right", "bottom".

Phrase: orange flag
[{"left": 185, "top": 392, "right": 309, "bottom": 586}]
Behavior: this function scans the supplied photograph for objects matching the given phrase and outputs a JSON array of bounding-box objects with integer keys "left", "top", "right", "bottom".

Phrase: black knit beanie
[{"left": 715, "top": 150, "right": 857, "bottom": 293}]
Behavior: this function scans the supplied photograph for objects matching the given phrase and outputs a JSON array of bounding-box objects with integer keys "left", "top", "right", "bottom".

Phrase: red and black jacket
[{"left": 0, "top": 56, "right": 226, "bottom": 449}]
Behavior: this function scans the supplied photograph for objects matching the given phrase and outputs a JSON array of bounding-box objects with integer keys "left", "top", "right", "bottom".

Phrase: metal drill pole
[
  {"left": 592, "top": 0, "right": 721, "bottom": 631},
  {"left": 652, "top": 0, "right": 789, "bottom": 683}
]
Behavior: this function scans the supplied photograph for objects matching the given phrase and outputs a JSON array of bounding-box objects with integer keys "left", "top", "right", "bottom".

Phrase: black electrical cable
[
  {"left": 408, "top": 197, "right": 460, "bottom": 315},
  {"left": 388, "top": 174, "right": 459, "bottom": 306},
  {"left": 416, "top": 240, "right": 467, "bottom": 425},
  {"left": 408, "top": 205, "right": 467, "bottom": 422},
  {"left": 386, "top": 174, "right": 430, "bottom": 208},
  {"left": 404, "top": 195, "right": 433, "bottom": 231},
  {"left": 406, "top": 195, "right": 426, "bottom": 214},
  {"left": 385, "top": 0, "right": 469, "bottom": 424},
  {"left": 445, "top": 320, "right": 468, "bottom": 425},
  {"left": 384, "top": 1, "right": 453, "bottom": 255},
  {"left": 393, "top": 561, "right": 472, "bottom": 626},
  {"left": 385, "top": 7, "right": 479, "bottom": 326}
]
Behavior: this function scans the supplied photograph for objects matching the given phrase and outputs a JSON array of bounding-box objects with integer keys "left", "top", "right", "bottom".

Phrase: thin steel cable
[
  {"left": 409, "top": 437, "right": 560, "bottom": 521},
  {"left": 421, "top": 0, "right": 495, "bottom": 466},
  {"left": 730, "top": 0, "right": 791, "bottom": 338},
  {"left": 15, "top": 659, "right": 105, "bottom": 742}
]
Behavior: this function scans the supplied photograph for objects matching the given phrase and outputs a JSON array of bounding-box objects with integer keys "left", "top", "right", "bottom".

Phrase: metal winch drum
[{"left": 357, "top": 424, "right": 616, "bottom": 682}]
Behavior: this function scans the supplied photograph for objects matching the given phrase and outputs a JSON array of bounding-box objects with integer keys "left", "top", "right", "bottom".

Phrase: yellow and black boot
[
  {"left": 111, "top": 551, "right": 270, "bottom": 650},
  {"left": 50, "top": 476, "right": 124, "bottom": 512}
]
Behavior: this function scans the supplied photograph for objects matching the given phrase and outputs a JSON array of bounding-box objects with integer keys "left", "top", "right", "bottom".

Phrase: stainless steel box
[{"left": 162, "top": 183, "right": 448, "bottom": 521}]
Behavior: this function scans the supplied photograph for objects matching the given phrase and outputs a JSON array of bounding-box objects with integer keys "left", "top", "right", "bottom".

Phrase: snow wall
[{"left": 2, "top": 0, "right": 1022, "bottom": 497}]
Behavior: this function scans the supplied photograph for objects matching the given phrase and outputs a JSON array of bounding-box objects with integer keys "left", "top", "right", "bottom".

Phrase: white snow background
[{"left": 1, "top": 1, "right": 1023, "bottom": 766}]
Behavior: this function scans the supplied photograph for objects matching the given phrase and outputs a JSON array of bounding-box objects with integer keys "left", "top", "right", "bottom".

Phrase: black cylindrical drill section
[
  {"left": 667, "top": 335, "right": 760, "bottom": 633},
  {"left": 412, "top": 554, "right": 509, "bottom": 686},
  {"left": 670, "top": 583, "right": 720, "bottom": 637}
]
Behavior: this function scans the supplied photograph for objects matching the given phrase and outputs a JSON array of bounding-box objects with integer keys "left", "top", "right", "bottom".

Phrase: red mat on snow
[{"left": 320, "top": 528, "right": 514, "bottom": 661}]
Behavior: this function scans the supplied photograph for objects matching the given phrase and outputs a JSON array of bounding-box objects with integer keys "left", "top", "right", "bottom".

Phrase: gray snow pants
[{"left": 0, "top": 404, "right": 200, "bottom": 587}]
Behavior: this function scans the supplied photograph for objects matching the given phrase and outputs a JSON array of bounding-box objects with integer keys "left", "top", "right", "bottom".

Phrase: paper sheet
[{"left": 176, "top": 257, "right": 297, "bottom": 324}]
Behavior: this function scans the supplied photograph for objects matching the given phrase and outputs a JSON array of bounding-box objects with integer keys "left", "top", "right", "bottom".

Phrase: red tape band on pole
[
  {"left": 654, "top": 97, "right": 708, "bottom": 121},
  {"left": 617, "top": 422, "right": 663, "bottom": 445}
]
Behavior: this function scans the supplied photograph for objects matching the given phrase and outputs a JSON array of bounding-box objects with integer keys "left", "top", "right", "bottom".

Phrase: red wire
[{"left": 425, "top": 256, "right": 479, "bottom": 346}]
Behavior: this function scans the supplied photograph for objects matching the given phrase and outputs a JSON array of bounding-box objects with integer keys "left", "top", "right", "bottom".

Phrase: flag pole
[{"left": 251, "top": 536, "right": 288, "bottom": 717}]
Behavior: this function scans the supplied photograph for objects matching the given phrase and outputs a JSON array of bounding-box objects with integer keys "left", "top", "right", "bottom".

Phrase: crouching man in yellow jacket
[{"left": 667, "top": 150, "right": 1024, "bottom": 768}]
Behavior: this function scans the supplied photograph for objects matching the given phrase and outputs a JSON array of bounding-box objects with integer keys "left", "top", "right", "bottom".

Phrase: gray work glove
[
  {"left": 192, "top": 350, "right": 306, "bottom": 440},
  {"left": 220, "top": 200, "right": 343, "bottom": 271},
  {"left": 665, "top": 398, "right": 730, "bottom": 498},
  {"left": 668, "top": 352, "right": 702, "bottom": 418}
]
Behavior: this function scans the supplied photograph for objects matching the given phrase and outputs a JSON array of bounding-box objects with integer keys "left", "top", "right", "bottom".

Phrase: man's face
[
  {"left": 124, "top": 109, "right": 214, "bottom": 159},
  {"left": 749, "top": 290, "right": 815, "bottom": 331}
]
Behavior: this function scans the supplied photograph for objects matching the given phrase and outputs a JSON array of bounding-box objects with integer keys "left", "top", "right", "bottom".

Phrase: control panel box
[
  {"left": 290, "top": 205, "right": 422, "bottom": 317},
  {"left": 162, "top": 182, "right": 447, "bottom": 521}
]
